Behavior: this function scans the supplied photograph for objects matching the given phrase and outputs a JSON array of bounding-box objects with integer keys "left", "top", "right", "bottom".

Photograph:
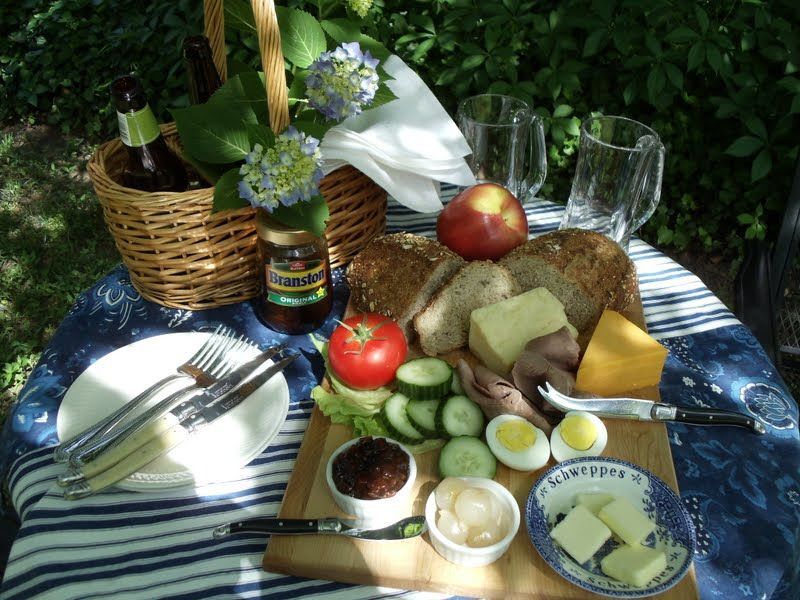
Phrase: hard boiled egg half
[
  {"left": 550, "top": 410, "right": 608, "bottom": 462},
  {"left": 485, "top": 414, "right": 550, "bottom": 471}
]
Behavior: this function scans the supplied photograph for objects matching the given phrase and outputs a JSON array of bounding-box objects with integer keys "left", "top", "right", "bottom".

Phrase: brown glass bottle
[
  {"left": 183, "top": 35, "right": 222, "bottom": 105},
  {"left": 255, "top": 209, "right": 333, "bottom": 334},
  {"left": 110, "top": 75, "right": 188, "bottom": 192}
]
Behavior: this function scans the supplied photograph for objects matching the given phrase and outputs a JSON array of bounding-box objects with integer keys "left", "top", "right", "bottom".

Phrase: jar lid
[{"left": 256, "top": 210, "right": 319, "bottom": 245}]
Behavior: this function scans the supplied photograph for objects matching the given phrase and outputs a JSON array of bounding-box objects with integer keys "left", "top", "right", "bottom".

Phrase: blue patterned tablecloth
[{"left": 1, "top": 198, "right": 798, "bottom": 600}]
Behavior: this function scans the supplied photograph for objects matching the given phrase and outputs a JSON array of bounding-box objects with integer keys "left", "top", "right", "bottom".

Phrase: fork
[
  {"left": 53, "top": 325, "right": 240, "bottom": 464},
  {"left": 63, "top": 334, "right": 257, "bottom": 470}
]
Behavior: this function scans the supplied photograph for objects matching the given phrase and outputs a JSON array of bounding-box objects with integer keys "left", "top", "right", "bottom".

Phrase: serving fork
[{"left": 53, "top": 326, "right": 246, "bottom": 464}]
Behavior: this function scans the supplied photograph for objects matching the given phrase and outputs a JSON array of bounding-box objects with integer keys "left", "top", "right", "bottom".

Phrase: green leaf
[
  {"left": 646, "top": 65, "right": 666, "bottom": 100},
  {"left": 553, "top": 104, "right": 573, "bottom": 118},
  {"left": 212, "top": 168, "right": 248, "bottom": 212},
  {"left": 751, "top": 149, "right": 772, "bottom": 182},
  {"left": 370, "top": 81, "right": 399, "bottom": 109},
  {"left": 210, "top": 72, "right": 269, "bottom": 125},
  {"left": 271, "top": 193, "right": 329, "bottom": 237},
  {"left": 246, "top": 123, "right": 275, "bottom": 149},
  {"left": 225, "top": 0, "right": 256, "bottom": 33},
  {"left": 321, "top": 20, "right": 392, "bottom": 62},
  {"left": 276, "top": 8, "right": 327, "bottom": 68},
  {"left": 737, "top": 213, "right": 755, "bottom": 225},
  {"left": 664, "top": 63, "right": 684, "bottom": 89},
  {"left": 791, "top": 95, "right": 800, "bottom": 115},
  {"left": 694, "top": 6, "right": 710, "bottom": 34},
  {"left": 688, "top": 42, "right": 705, "bottom": 71},
  {"left": 583, "top": 30, "right": 607, "bottom": 57},
  {"left": 666, "top": 26, "right": 698, "bottom": 44},
  {"left": 463, "top": 55, "right": 486, "bottom": 69},
  {"left": 563, "top": 117, "right": 581, "bottom": 136},
  {"left": 181, "top": 149, "right": 234, "bottom": 185},
  {"left": 172, "top": 105, "right": 251, "bottom": 163},
  {"left": 744, "top": 116, "right": 768, "bottom": 140},
  {"left": 725, "top": 136, "right": 763, "bottom": 157},
  {"left": 292, "top": 116, "right": 331, "bottom": 141},
  {"left": 623, "top": 81, "right": 636, "bottom": 105},
  {"left": 706, "top": 44, "right": 723, "bottom": 73},
  {"left": 645, "top": 34, "right": 661, "bottom": 57}
]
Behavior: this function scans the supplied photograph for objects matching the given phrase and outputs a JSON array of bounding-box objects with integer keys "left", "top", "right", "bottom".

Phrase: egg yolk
[
  {"left": 560, "top": 415, "right": 597, "bottom": 450},
  {"left": 496, "top": 420, "right": 536, "bottom": 452}
]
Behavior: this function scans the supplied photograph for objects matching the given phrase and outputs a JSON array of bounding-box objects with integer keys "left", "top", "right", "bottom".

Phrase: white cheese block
[
  {"left": 598, "top": 497, "right": 656, "bottom": 545},
  {"left": 576, "top": 492, "right": 615, "bottom": 515},
  {"left": 549, "top": 504, "right": 611, "bottom": 565},
  {"left": 468, "top": 287, "right": 578, "bottom": 375},
  {"left": 601, "top": 544, "right": 667, "bottom": 587}
]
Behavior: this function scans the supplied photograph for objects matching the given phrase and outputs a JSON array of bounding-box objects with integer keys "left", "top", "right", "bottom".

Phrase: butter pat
[
  {"left": 469, "top": 287, "right": 578, "bottom": 375},
  {"left": 601, "top": 544, "right": 667, "bottom": 587},
  {"left": 576, "top": 492, "right": 615, "bottom": 515},
  {"left": 550, "top": 504, "right": 611, "bottom": 564},
  {"left": 575, "top": 310, "right": 668, "bottom": 396},
  {"left": 598, "top": 497, "right": 656, "bottom": 545}
]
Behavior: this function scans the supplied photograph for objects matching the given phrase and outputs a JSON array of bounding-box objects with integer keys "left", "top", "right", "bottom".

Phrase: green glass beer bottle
[
  {"left": 110, "top": 75, "right": 188, "bottom": 192},
  {"left": 183, "top": 35, "right": 222, "bottom": 105}
]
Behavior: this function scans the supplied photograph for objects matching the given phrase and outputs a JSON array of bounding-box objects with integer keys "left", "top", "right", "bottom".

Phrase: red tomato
[{"left": 328, "top": 313, "right": 408, "bottom": 390}]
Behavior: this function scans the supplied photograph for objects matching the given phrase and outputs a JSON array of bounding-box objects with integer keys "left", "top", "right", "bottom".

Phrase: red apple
[{"left": 436, "top": 183, "right": 529, "bottom": 260}]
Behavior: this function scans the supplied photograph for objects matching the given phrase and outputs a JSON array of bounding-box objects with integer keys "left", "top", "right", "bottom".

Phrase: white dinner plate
[
  {"left": 57, "top": 332, "right": 290, "bottom": 491},
  {"left": 526, "top": 457, "right": 695, "bottom": 598}
]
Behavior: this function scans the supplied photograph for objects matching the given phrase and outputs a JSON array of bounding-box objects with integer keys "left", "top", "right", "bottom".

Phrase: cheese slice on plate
[{"left": 575, "top": 310, "right": 667, "bottom": 396}]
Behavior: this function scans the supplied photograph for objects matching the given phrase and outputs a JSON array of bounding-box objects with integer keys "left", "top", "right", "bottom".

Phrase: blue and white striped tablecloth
[{"left": 1, "top": 196, "right": 797, "bottom": 600}]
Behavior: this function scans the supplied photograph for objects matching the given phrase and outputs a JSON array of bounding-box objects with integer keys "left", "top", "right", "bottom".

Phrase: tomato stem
[{"left": 335, "top": 315, "right": 392, "bottom": 356}]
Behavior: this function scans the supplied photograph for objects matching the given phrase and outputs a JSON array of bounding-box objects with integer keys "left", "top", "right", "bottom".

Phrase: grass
[{"left": 0, "top": 125, "right": 120, "bottom": 425}]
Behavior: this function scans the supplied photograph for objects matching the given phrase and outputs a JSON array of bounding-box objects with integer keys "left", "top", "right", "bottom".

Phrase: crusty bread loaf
[
  {"left": 499, "top": 228, "right": 637, "bottom": 334},
  {"left": 346, "top": 233, "right": 465, "bottom": 342},
  {"left": 414, "top": 261, "right": 521, "bottom": 356}
]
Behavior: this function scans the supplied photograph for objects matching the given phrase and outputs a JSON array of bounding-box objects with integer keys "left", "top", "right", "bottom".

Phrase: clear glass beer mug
[
  {"left": 560, "top": 115, "right": 665, "bottom": 250},
  {"left": 457, "top": 94, "right": 547, "bottom": 200}
]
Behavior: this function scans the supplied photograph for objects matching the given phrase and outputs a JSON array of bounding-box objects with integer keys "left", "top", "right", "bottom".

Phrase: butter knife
[
  {"left": 212, "top": 515, "right": 428, "bottom": 541},
  {"left": 538, "top": 382, "right": 766, "bottom": 434},
  {"left": 62, "top": 353, "right": 297, "bottom": 499}
]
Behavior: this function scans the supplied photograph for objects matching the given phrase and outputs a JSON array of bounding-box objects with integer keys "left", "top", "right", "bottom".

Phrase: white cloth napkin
[{"left": 321, "top": 55, "right": 476, "bottom": 213}]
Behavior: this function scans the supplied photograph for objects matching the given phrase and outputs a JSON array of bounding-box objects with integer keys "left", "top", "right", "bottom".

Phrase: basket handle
[{"left": 204, "top": 0, "right": 290, "bottom": 133}]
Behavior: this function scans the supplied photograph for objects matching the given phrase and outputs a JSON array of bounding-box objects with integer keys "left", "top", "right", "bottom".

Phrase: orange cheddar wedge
[{"left": 575, "top": 310, "right": 668, "bottom": 396}]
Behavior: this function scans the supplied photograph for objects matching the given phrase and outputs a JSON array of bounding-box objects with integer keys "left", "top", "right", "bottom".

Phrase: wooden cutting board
[{"left": 262, "top": 299, "right": 698, "bottom": 599}]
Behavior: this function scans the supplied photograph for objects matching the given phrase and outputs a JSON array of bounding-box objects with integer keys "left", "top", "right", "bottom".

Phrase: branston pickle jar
[{"left": 255, "top": 209, "right": 332, "bottom": 334}]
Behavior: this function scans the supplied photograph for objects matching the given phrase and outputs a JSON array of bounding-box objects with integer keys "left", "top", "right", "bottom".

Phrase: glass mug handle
[
  {"left": 631, "top": 137, "right": 666, "bottom": 231},
  {"left": 524, "top": 113, "right": 547, "bottom": 201}
]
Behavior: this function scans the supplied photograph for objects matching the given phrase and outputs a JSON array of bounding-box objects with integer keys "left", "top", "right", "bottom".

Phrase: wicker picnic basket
[{"left": 87, "top": 0, "right": 387, "bottom": 310}]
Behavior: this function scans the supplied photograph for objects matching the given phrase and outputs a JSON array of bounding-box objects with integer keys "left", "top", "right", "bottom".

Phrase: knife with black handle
[
  {"left": 62, "top": 353, "right": 297, "bottom": 500},
  {"left": 212, "top": 515, "right": 428, "bottom": 541},
  {"left": 539, "top": 382, "right": 766, "bottom": 434}
]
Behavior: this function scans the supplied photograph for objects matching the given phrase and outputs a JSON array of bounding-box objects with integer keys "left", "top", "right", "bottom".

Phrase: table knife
[
  {"left": 65, "top": 346, "right": 282, "bottom": 472},
  {"left": 62, "top": 353, "right": 297, "bottom": 499},
  {"left": 212, "top": 515, "right": 428, "bottom": 541},
  {"left": 538, "top": 382, "right": 765, "bottom": 434}
]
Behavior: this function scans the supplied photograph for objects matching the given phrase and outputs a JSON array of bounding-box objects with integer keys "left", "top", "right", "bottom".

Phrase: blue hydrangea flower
[
  {"left": 237, "top": 128, "right": 324, "bottom": 210},
  {"left": 305, "top": 41, "right": 380, "bottom": 121}
]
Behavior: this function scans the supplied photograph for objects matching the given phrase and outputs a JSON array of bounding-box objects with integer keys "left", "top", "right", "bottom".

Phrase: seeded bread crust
[
  {"left": 346, "top": 233, "right": 465, "bottom": 342},
  {"left": 414, "top": 261, "right": 521, "bottom": 356},
  {"left": 499, "top": 228, "right": 638, "bottom": 334}
]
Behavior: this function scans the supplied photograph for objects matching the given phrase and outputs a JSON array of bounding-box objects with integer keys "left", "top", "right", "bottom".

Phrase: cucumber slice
[
  {"left": 396, "top": 357, "right": 453, "bottom": 400},
  {"left": 438, "top": 436, "right": 497, "bottom": 479},
  {"left": 380, "top": 393, "right": 425, "bottom": 445},
  {"left": 436, "top": 394, "right": 485, "bottom": 438},
  {"left": 405, "top": 399, "right": 441, "bottom": 438}
]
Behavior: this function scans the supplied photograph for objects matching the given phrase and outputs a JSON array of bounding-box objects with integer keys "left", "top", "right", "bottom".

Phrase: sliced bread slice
[
  {"left": 346, "top": 233, "right": 465, "bottom": 342},
  {"left": 499, "top": 228, "right": 638, "bottom": 335},
  {"left": 414, "top": 261, "right": 521, "bottom": 356}
]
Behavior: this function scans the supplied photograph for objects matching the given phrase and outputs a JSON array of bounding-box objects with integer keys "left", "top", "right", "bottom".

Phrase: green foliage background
[{"left": 1, "top": 0, "right": 798, "bottom": 256}]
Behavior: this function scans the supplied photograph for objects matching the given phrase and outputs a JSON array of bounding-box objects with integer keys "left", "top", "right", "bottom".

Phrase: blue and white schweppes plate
[{"left": 526, "top": 457, "right": 695, "bottom": 598}]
